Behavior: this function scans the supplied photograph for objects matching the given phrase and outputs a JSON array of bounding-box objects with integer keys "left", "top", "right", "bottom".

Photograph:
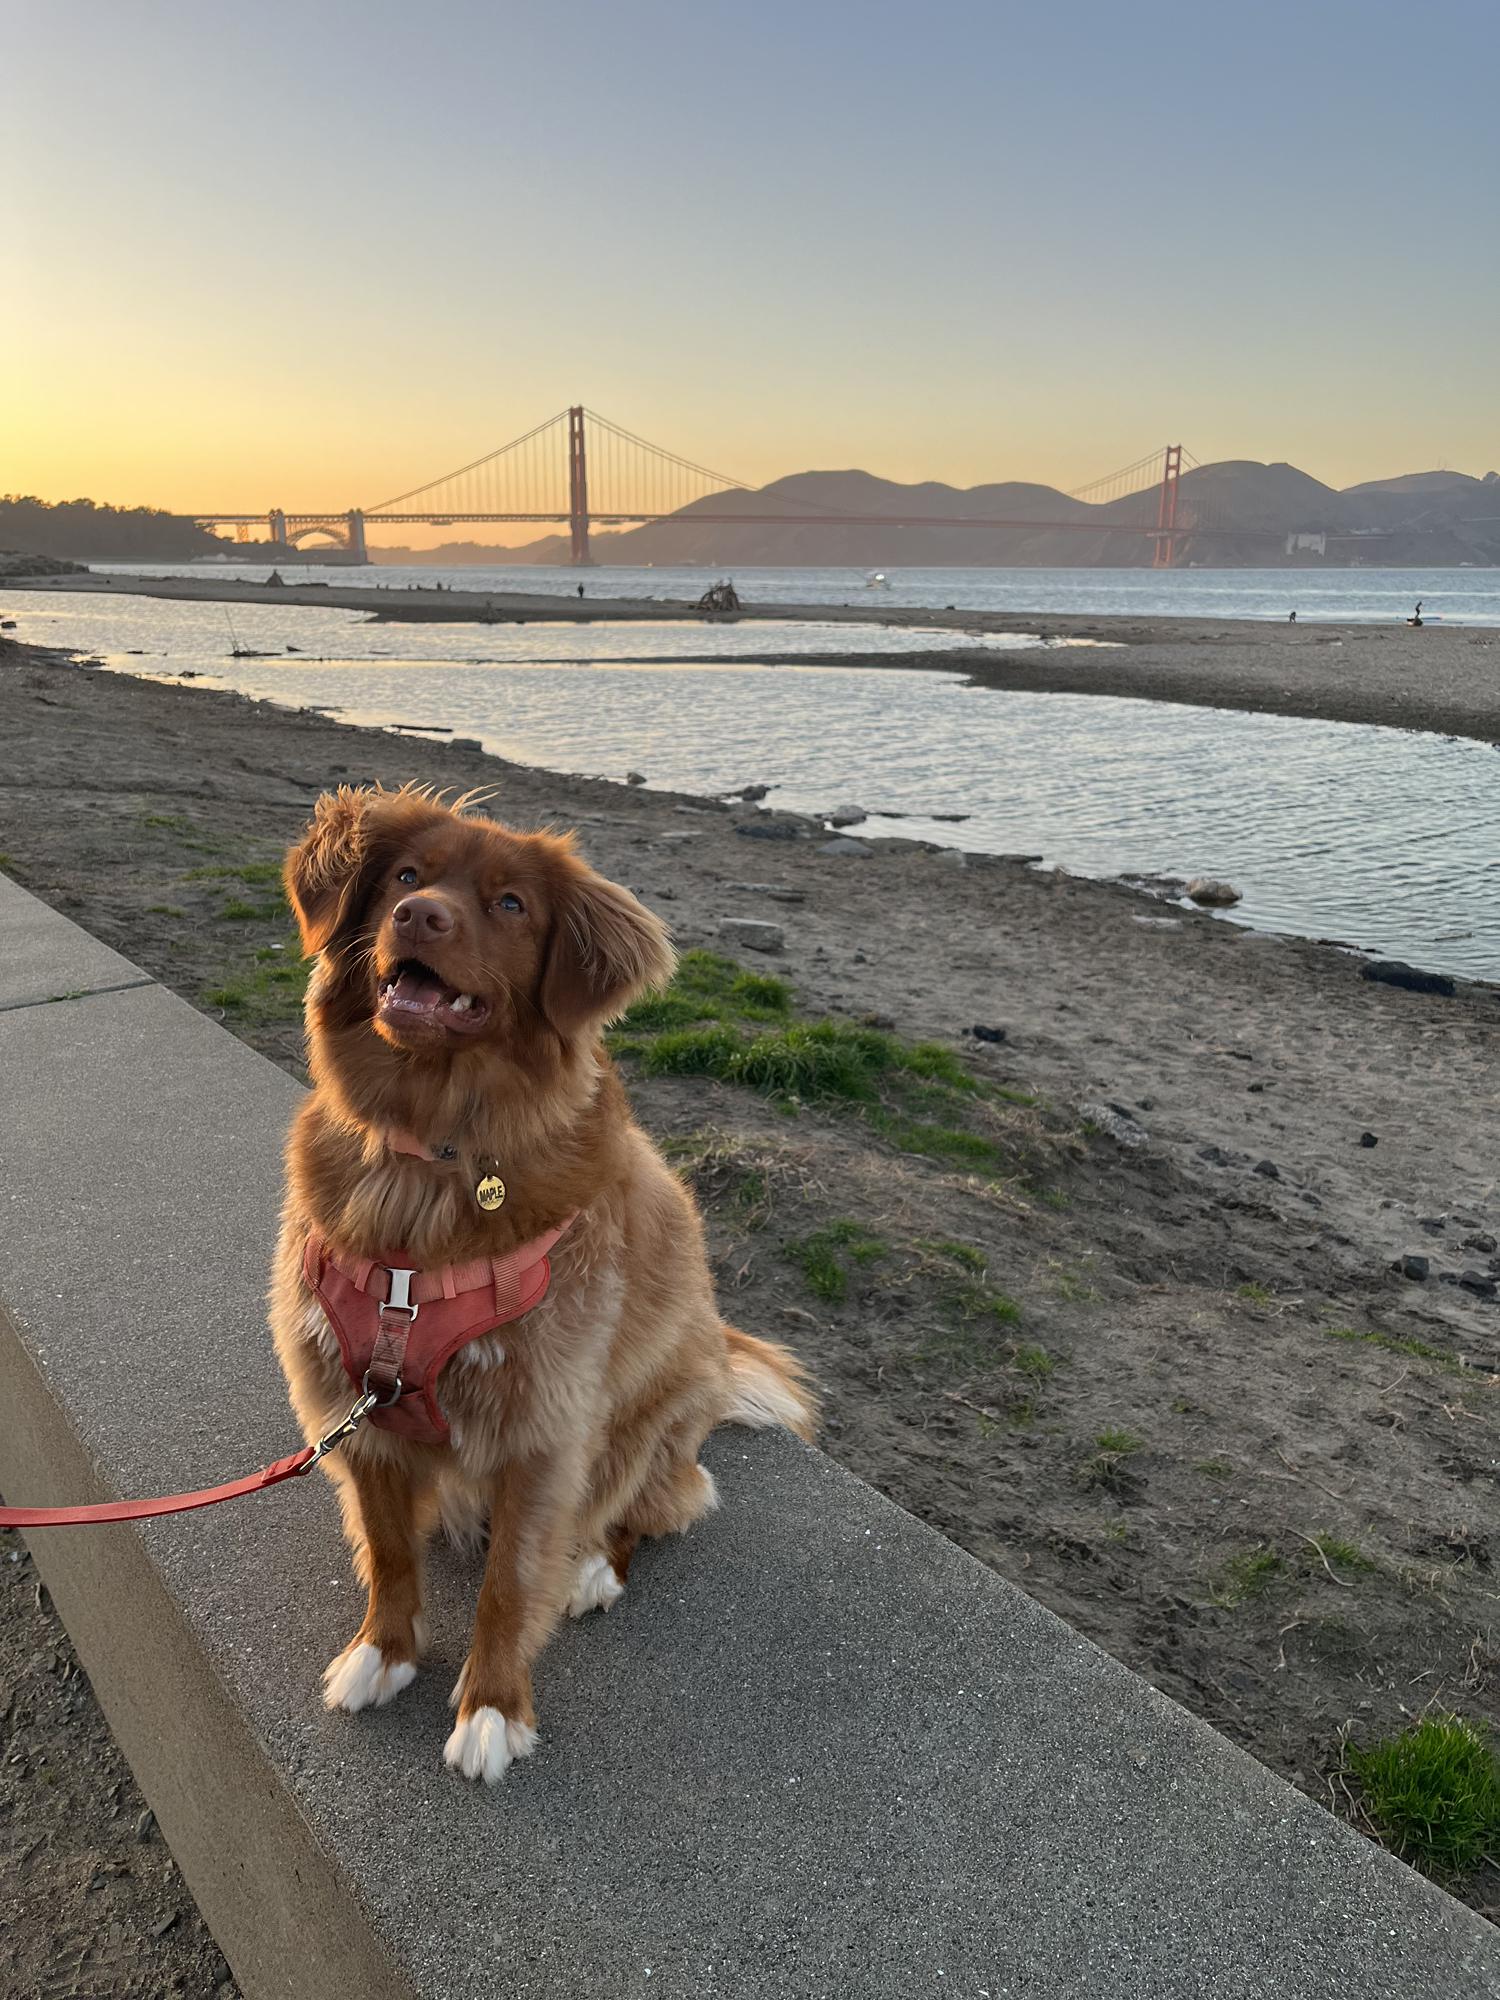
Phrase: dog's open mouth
[{"left": 376, "top": 959, "right": 490, "bottom": 1035}]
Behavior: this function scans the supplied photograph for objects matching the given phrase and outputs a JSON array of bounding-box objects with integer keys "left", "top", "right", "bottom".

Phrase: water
[
  {"left": 9, "top": 587, "right": 1499, "bottom": 983},
  {"left": 94, "top": 560, "right": 1500, "bottom": 625}
]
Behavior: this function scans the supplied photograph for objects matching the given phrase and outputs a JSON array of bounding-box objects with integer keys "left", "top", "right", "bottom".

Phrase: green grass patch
[
  {"left": 1325, "top": 1325, "right": 1456, "bottom": 1369},
  {"left": 222, "top": 897, "right": 286, "bottom": 921},
  {"left": 1209, "top": 1546, "right": 1281, "bottom": 1608},
  {"left": 184, "top": 861, "right": 285, "bottom": 884},
  {"left": 612, "top": 953, "right": 1046, "bottom": 1185},
  {"left": 139, "top": 811, "right": 189, "bottom": 830},
  {"left": 1077, "top": 1429, "right": 1146, "bottom": 1491},
  {"left": 1096, "top": 1428, "right": 1143, "bottom": 1456},
  {"left": 1013, "top": 1343, "right": 1053, "bottom": 1381},
  {"left": 1235, "top": 1282, "right": 1273, "bottom": 1306},
  {"left": 1195, "top": 1459, "right": 1234, "bottom": 1480},
  {"left": 203, "top": 942, "right": 309, "bottom": 1022},
  {"left": 146, "top": 904, "right": 184, "bottom": 917},
  {"left": 921, "top": 1239, "right": 989, "bottom": 1274},
  {"left": 1348, "top": 1714, "right": 1500, "bottom": 1878},
  {"left": 1303, "top": 1533, "right": 1375, "bottom": 1576},
  {"left": 787, "top": 1221, "right": 888, "bottom": 1303}
]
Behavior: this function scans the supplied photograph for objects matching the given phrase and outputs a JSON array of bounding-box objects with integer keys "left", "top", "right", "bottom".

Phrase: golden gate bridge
[{"left": 192, "top": 406, "right": 1197, "bottom": 568}]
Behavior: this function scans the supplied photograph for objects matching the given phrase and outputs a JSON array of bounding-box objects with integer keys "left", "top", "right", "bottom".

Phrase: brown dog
[{"left": 270, "top": 785, "right": 814, "bottom": 1782}]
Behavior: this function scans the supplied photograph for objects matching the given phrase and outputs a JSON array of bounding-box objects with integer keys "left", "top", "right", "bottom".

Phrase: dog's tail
[{"left": 723, "top": 1326, "right": 818, "bottom": 1442}]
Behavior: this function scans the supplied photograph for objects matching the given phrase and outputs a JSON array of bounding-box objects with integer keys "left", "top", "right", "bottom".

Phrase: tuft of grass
[
  {"left": 1077, "top": 1429, "right": 1146, "bottom": 1491},
  {"left": 221, "top": 896, "right": 287, "bottom": 921},
  {"left": 1235, "top": 1282, "right": 1273, "bottom": 1306},
  {"left": 1209, "top": 1546, "right": 1281, "bottom": 1607},
  {"left": 1013, "top": 1343, "right": 1054, "bottom": 1381},
  {"left": 1196, "top": 1459, "right": 1234, "bottom": 1480},
  {"left": 921, "top": 1239, "right": 989, "bottom": 1274},
  {"left": 203, "top": 943, "right": 309, "bottom": 1021},
  {"left": 139, "top": 811, "right": 189, "bottom": 830},
  {"left": 1304, "top": 1533, "right": 1375, "bottom": 1575},
  {"left": 620, "top": 949, "right": 792, "bottom": 1033},
  {"left": 787, "top": 1221, "right": 887, "bottom": 1303},
  {"left": 146, "top": 904, "right": 184, "bottom": 917},
  {"left": 1347, "top": 1714, "right": 1500, "bottom": 1878}
]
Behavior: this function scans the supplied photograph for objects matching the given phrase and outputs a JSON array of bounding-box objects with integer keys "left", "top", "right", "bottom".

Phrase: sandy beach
[
  {"left": 2, "top": 631, "right": 1498, "bottom": 1978},
  {"left": 13, "top": 567, "right": 1500, "bottom": 742}
]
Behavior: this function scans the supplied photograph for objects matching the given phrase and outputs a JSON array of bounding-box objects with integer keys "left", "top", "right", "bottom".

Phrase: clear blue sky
[{"left": 5, "top": 0, "right": 1497, "bottom": 519}]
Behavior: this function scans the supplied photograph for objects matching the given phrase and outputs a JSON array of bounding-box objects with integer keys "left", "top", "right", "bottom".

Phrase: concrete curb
[{"left": 2, "top": 873, "right": 1497, "bottom": 1998}]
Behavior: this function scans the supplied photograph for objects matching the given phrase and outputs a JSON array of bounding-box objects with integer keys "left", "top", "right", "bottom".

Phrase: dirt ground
[{"left": 2, "top": 636, "right": 1498, "bottom": 1987}]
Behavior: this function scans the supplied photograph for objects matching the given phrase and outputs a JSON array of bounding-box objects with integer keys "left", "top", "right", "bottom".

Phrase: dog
[{"left": 270, "top": 784, "right": 815, "bottom": 1782}]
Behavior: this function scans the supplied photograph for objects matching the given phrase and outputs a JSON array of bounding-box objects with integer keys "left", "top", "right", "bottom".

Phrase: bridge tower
[
  {"left": 267, "top": 508, "right": 288, "bottom": 547},
  {"left": 568, "top": 405, "right": 593, "bottom": 566},
  {"left": 1151, "top": 445, "right": 1183, "bottom": 569},
  {"left": 346, "top": 510, "right": 368, "bottom": 563}
]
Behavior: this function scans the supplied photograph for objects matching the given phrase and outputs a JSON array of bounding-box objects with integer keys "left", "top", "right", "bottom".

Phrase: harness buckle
[{"left": 380, "top": 1266, "right": 420, "bottom": 1321}]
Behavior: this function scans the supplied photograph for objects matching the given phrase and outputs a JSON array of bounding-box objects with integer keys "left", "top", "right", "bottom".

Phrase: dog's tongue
[{"left": 389, "top": 966, "right": 450, "bottom": 1012}]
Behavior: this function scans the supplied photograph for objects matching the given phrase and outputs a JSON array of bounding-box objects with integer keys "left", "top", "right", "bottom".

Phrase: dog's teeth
[{"left": 451, "top": 994, "right": 472, "bottom": 1013}]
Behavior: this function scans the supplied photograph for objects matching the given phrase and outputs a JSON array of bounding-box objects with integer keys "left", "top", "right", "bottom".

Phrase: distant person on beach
[
  {"left": 577, "top": 583, "right": 585, "bottom": 599},
  {"left": 1408, "top": 600, "right": 1424, "bottom": 627},
  {"left": 1288, "top": 611, "right": 1296, "bottom": 623}
]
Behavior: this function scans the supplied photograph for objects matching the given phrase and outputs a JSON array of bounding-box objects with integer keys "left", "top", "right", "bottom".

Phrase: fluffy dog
[{"left": 270, "top": 785, "right": 814, "bottom": 1782}]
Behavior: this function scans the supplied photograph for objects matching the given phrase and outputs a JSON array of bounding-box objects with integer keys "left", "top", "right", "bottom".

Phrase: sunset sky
[{"left": 5, "top": 0, "right": 1497, "bottom": 544}]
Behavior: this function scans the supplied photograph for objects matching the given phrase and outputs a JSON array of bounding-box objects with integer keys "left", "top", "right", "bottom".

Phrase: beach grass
[{"left": 1347, "top": 1714, "right": 1500, "bottom": 1878}]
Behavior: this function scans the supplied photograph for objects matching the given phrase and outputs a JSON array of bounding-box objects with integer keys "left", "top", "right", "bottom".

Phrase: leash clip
[{"left": 305, "top": 1389, "right": 379, "bottom": 1468}]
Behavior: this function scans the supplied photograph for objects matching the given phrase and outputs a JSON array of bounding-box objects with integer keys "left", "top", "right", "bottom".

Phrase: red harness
[{"left": 302, "top": 1221, "right": 571, "bottom": 1444}]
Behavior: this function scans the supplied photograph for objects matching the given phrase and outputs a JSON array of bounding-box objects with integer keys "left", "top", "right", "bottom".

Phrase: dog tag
[{"left": 475, "top": 1172, "right": 506, "bottom": 1212}]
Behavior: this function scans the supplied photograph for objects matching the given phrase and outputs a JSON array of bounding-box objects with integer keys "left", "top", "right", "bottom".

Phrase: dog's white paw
[
  {"left": 442, "top": 1706, "right": 539, "bottom": 1784},
  {"left": 567, "top": 1551, "right": 625, "bottom": 1619},
  {"left": 322, "top": 1640, "right": 417, "bottom": 1714}
]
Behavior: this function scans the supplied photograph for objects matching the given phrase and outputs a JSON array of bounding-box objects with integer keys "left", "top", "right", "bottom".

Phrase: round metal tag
[{"left": 475, "top": 1173, "right": 506, "bottom": 1212}]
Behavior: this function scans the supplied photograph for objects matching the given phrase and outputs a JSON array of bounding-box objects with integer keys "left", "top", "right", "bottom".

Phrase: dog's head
[{"left": 285, "top": 787, "right": 674, "bottom": 1063}]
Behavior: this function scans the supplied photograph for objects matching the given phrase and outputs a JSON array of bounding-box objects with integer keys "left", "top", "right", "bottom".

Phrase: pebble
[
  {"left": 718, "top": 918, "right": 784, "bottom": 954},
  {"left": 135, "top": 1808, "right": 156, "bottom": 1842},
  {"left": 449, "top": 737, "right": 481, "bottom": 752},
  {"left": 1253, "top": 1159, "right": 1280, "bottom": 1180},
  {"left": 967, "top": 1025, "right": 1007, "bottom": 1044},
  {"left": 817, "top": 838, "right": 873, "bottom": 858},
  {"left": 827, "top": 804, "right": 867, "bottom": 827},
  {"left": 624, "top": 771, "right": 646, "bottom": 786},
  {"left": 726, "top": 882, "right": 806, "bottom": 903},
  {"left": 1358, "top": 1132, "right": 1378, "bottom": 1148},
  {"left": 1398, "top": 1254, "right": 1430, "bottom": 1281},
  {"left": 737, "top": 783, "right": 769, "bottom": 801},
  {"left": 1458, "top": 1271, "right": 1498, "bottom": 1298},
  {"left": 736, "top": 821, "right": 802, "bottom": 842},
  {"left": 1463, "top": 1231, "right": 1497, "bottom": 1254}
]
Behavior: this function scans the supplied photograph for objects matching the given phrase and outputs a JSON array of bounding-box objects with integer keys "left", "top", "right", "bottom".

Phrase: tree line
[{"left": 0, "top": 495, "right": 223, "bottom": 561}]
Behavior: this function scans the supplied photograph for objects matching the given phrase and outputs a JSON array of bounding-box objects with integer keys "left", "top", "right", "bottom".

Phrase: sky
[{"left": 5, "top": 0, "right": 1498, "bottom": 545}]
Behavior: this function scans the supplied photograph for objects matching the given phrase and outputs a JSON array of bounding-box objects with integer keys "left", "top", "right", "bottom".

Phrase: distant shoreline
[{"left": 8, "top": 570, "right": 1500, "bottom": 745}]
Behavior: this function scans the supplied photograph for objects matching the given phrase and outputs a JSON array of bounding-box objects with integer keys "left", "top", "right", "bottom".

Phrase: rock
[
  {"left": 827, "top": 804, "right": 867, "bottom": 827},
  {"left": 1360, "top": 960, "right": 1456, "bottom": 997},
  {"left": 1081, "top": 1101, "right": 1149, "bottom": 1150},
  {"left": 624, "top": 771, "right": 647, "bottom": 786},
  {"left": 1185, "top": 878, "right": 1242, "bottom": 907},
  {"left": 1458, "top": 1270, "right": 1498, "bottom": 1298},
  {"left": 1358, "top": 1132, "right": 1378, "bottom": 1148},
  {"left": 1462, "top": 1231, "right": 1497, "bottom": 1254},
  {"left": 1247, "top": 1081, "right": 1265, "bottom": 1093},
  {"left": 726, "top": 882, "right": 806, "bottom": 903},
  {"left": 449, "top": 736, "right": 482, "bottom": 752},
  {"left": 1197, "top": 1145, "right": 1235, "bottom": 1168},
  {"left": 1419, "top": 1216, "right": 1447, "bottom": 1235},
  {"left": 934, "top": 849, "right": 967, "bottom": 869},
  {"left": 1132, "top": 915, "right": 1182, "bottom": 929},
  {"left": 1252, "top": 1158, "right": 1280, "bottom": 1180},
  {"left": 134, "top": 1808, "right": 156, "bottom": 1842},
  {"left": 817, "top": 838, "right": 873, "bottom": 858},
  {"left": 737, "top": 783, "right": 769, "bottom": 801},
  {"left": 1398, "top": 1254, "right": 1430, "bottom": 1281},
  {"left": 735, "top": 819, "right": 803, "bottom": 842},
  {"left": 718, "top": 918, "right": 784, "bottom": 954},
  {"left": 967, "top": 1025, "right": 1007, "bottom": 1044}
]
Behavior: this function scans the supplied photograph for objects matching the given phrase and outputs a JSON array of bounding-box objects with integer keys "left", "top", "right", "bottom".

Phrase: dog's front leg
[
  {"left": 322, "top": 1447, "right": 433, "bottom": 1714},
  {"left": 443, "top": 1448, "right": 583, "bottom": 1783}
]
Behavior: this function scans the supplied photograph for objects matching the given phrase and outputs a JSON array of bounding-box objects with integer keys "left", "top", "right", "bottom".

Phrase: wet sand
[{"left": 10, "top": 568, "right": 1500, "bottom": 743}]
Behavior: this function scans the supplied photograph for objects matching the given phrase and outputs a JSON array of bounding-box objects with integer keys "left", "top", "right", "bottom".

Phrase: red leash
[{"left": 0, "top": 1392, "right": 376, "bottom": 1529}]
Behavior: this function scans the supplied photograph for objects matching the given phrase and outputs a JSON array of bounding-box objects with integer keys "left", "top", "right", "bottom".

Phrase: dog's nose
[{"left": 392, "top": 894, "right": 454, "bottom": 942}]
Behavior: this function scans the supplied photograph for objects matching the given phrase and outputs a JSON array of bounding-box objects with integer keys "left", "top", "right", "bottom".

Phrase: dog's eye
[
  {"left": 494, "top": 893, "right": 525, "bottom": 915},
  {"left": 396, "top": 867, "right": 419, "bottom": 887}
]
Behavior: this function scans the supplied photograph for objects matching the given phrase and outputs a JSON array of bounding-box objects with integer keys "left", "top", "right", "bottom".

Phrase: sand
[
  {"left": 2, "top": 633, "right": 1498, "bottom": 1978},
  {"left": 11, "top": 568, "right": 1500, "bottom": 743}
]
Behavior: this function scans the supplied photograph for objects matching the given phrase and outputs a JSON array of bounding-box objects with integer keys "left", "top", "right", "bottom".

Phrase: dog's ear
[
  {"left": 540, "top": 861, "right": 675, "bottom": 1039},
  {"left": 284, "top": 787, "right": 383, "bottom": 955}
]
